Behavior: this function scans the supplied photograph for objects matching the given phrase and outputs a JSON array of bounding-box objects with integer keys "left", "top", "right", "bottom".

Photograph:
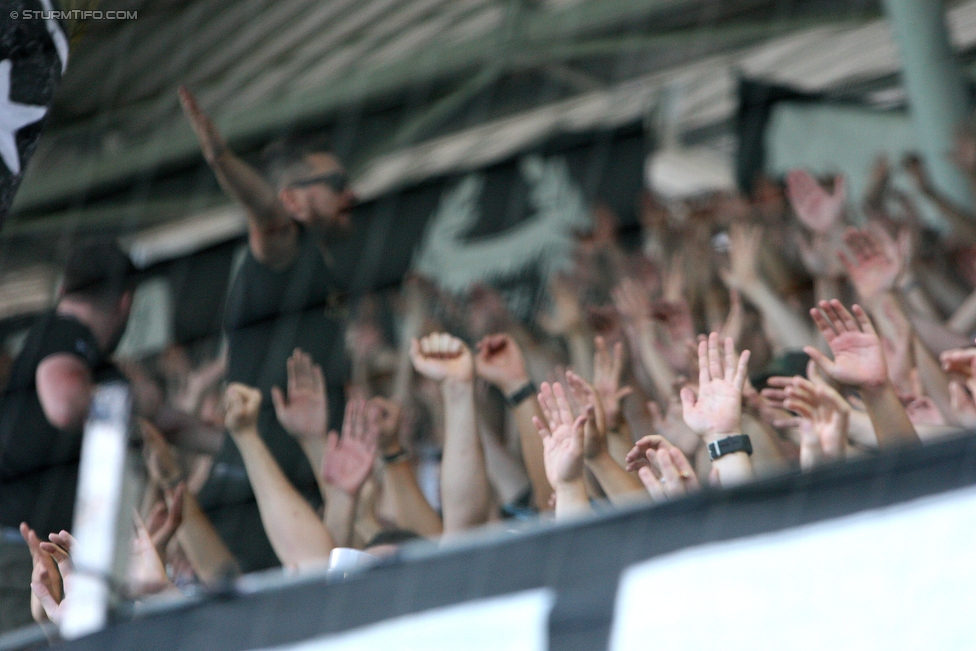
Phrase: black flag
[
  {"left": 0, "top": 0, "right": 68, "bottom": 225},
  {"left": 334, "top": 122, "right": 648, "bottom": 321}
]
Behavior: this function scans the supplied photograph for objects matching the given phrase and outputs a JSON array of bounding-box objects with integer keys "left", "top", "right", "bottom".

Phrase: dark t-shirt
[
  {"left": 0, "top": 313, "right": 122, "bottom": 534},
  {"left": 198, "top": 228, "right": 350, "bottom": 571}
]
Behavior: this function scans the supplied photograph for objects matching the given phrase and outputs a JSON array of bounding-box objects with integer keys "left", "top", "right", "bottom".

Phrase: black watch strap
[
  {"left": 382, "top": 449, "right": 410, "bottom": 464},
  {"left": 505, "top": 382, "right": 537, "bottom": 407},
  {"left": 707, "top": 434, "right": 752, "bottom": 461}
]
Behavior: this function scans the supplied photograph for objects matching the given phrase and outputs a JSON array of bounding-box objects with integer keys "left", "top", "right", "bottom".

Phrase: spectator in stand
[
  {"left": 179, "top": 88, "right": 357, "bottom": 571},
  {"left": 25, "top": 112, "right": 976, "bottom": 637}
]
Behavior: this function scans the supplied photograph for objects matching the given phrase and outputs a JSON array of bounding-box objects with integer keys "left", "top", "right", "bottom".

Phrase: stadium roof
[{"left": 7, "top": 0, "right": 976, "bottom": 259}]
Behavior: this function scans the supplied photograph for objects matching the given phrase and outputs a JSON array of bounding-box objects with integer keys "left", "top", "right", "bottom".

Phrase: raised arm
[
  {"left": 680, "top": 333, "right": 754, "bottom": 486},
  {"left": 271, "top": 349, "right": 330, "bottom": 501},
  {"left": 624, "top": 435, "right": 700, "bottom": 502},
  {"left": 765, "top": 374, "right": 849, "bottom": 470},
  {"left": 720, "top": 223, "right": 815, "bottom": 352},
  {"left": 139, "top": 420, "right": 239, "bottom": 584},
  {"left": 224, "top": 383, "right": 333, "bottom": 569},
  {"left": 321, "top": 400, "right": 379, "bottom": 547},
  {"left": 563, "top": 371, "right": 645, "bottom": 503},
  {"left": 178, "top": 86, "right": 298, "bottom": 268},
  {"left": 533, "top": 382, "right": 590, "bottom": 519},
  {"left": 612, "top": 278, "right": 676, "bottom": 400},
  {"left": 410, "top": 333, "right": 490, "bottom": 534},
  {"left": 803, "top": 300, "right": 919, "bottom": 447},
  {"left": 372, "top": 397, "right": 443, "bottom": 537},
  {"left": 903, "top": 154, "right": 976, "bottom": 247},
  {"left": 786, "top": 168, "right": 848, "bottom": 302},
  {"left": 474, "top": 333, "right": 552, "bottom": 511}
]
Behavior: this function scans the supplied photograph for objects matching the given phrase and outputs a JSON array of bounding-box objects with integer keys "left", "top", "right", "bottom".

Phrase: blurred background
[{"left": 4, "top": 1, "right": 976, "bottom": 648}]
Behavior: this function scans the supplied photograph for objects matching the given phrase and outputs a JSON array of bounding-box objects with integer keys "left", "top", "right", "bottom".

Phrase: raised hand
[
  {"left": 592, "top": 336, "right": 633, "bottom": 430},
  {"left": 637, "top": 444, "right": 700, "bottom": 502},
  {"left": 368, "top": 396, "right": 403, "bottom": 456},
  {"left": 538, "top": 275, "right": 585, "bottom": 336},
  {"left": 719, "top": 223, "right": 762, "bottom": 292},
  {"left": 129, "top": 512, "right": 172, "bottom": 595},
  {"left": 773, "top": 375, "right": 849, "bottom": 468},
  {"left": 533, "top": 382, "right": 587, "bottom": 487},
  {"left": 646, "top": 398, "right": 701, "bottom": 457},
  {"left": 474, "top": 333, "right": 529, "bottom": 395},
  {"left": 786, "top": 169, "right": 846, "bottom": 234},
  {"left": 139, "top": 419, "right": 182, "bottom": 488},
  {"left": 145, "top": 483, "right": 185, "bottom": 560},
  {"left": 804, "top": 300, "right": 887, "bottom": 389},
  {"left": 410, "top": 333, "right": 474, "bottom": 383},
  {"left": 949, "top": 380, "right": 976, "bottom": 428},
  {"left": 902, "top": 154, "right": 931, "bottom": 193},
  {"left": 272, "top": 349, "right": 328, "bottom": 443},
  {"left": 940, "top": 345, "right": 976, "bottom": 376},
  {"left": 841, "top": 225, "right": 903, "bottom": 301},
  {"left": 612, "top": 277, "right": 651, "bottom": 324},
  {"left": 175, "top": 353, "right": 227, "bottom": 415},
  {"left": 564, "top": 371, "right": 608, "bottom": 459},
  {"left": 680, "top": 333, "right": 750, "bottom": 437},
  {"left": 178, "top": 86, "right": 227, "bottom": 164},
  {"left": 224, "top": 383, "right": 262, "bottom": 434},
  {"left": 20, "top": 523, "right": 64, "bottom": 624},
  {"left": 719, "top": 289, "right": 744, "bottom": 344},
  {"left": 322, "top": 400, "right": 380, "bottom": 496}
]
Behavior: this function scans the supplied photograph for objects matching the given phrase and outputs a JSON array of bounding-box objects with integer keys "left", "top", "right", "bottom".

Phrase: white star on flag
[{"left": 0, "top": 59, "right": 49, "bottom": 175}]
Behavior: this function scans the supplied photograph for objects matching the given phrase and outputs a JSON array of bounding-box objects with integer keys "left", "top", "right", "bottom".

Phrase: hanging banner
[
  {"left": 335, "top": 123, "right": 649, "bottom": 318},
  {"left": 0, "top": 0, "right": 68, "bottom": 224}
]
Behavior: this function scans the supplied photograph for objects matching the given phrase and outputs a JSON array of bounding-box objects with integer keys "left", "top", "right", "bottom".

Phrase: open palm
[
  {"left": 680, "top": 333, "right": 750, "bottom": 436},
  {"left": 804, "top": 300, "right": 887, "bottom": 388},
  {"left": 535, "top": 382, "right": 586, "bottom": 485},
  {"left": 786, "top": 169, "right": 846, "bottom": 234},
  {"left": 272, "top": 349, "right": 328, "bottom": 442}
]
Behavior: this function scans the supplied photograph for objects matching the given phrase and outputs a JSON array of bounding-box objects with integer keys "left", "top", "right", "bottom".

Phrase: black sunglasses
[{"left": 288, "top": 171, "right": 348, "bottom": 193}]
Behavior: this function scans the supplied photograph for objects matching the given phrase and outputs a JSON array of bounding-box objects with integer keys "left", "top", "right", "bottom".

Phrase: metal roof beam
[{"left": 14, "top": 2, "right": 866, "bottom": 213}]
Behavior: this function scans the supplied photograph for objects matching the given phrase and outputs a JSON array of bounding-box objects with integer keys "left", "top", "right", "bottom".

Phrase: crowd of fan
[{"left": 20, "top": 129, "right": 976, "bottom": 632}]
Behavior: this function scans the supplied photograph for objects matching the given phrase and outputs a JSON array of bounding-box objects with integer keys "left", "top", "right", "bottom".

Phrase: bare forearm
[
  {"left": 565, "top": 331, "right": 594, "bottom": 381},
  {"left": 155, "top": 406, "right": 224, "bottom": 455},
  {"left": 586, "top": 453, "right": 645, "bottom": 504},
  {"left": 297, "top": 436, "right": 330, "bottom": 503},
  {"left": 323, "top": 485, "right": 357, "bottom": 548},
  {"left": 632, "top": 321, "right": 676, "bottom": 399},
  {"left": 232, "top": 429, "right": 334, "bottom": 567},
  {"left": 382, "top": 459, "right": 443, "bottom": 537},
  {"left": 553, "top": 480, "right": 590, "bottom": 520},
  {"left": 176, "top": 492, "right": 240, "bottom": 583},
  {"left": 479, "top": 424, "right": 530, "bottom": 506},
  {"left": 606, "top": 424, "right": 635, "bottom": 469},
  {"left": 703, "top": 433, "right": 754, "bottom": 486},
  {"left": 859, "top": 383, "right": 920, "bottom": 447},
  {"left": 905, "top": 310, "right": 972, "bottom": 354},
  {"left": 948, "top": 286, "right": 976, "bottom": 334},
  {"left": 210, "top": 152, "right": 291, "bottom": 229},
  {"left": 814, "top": 277, "right": 842, "bottom": 303},
  {"left": 440, "top": 380, "right": 490, "bottom": 534},
  {"left": 920, "top": 186, "right": 976, "bottom": 246},
  {"left": 847, "top": 408, "right": 878, "bottom": 448},
  {"left": 740, "top": 281, "right": 816, "bottom": 351},
  {"left": 913, "top": 334, "right": 956, "bottom": 426},
  {"left": 511, "top": 399, "right": 553, "bottom": 511}
]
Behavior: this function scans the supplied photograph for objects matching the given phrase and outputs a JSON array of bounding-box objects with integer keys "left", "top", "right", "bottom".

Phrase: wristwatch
[
  {"left": 505, "top": 381, "right": 537, "bottom": 408},
  {"left": 707, "top": 434, "right": 753, "bottom": 461}
]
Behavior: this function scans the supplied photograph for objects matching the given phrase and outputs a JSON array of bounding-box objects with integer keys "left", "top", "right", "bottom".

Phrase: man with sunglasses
[{"left": 179, "top": 87, "right": 355, "bottom": 571}]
